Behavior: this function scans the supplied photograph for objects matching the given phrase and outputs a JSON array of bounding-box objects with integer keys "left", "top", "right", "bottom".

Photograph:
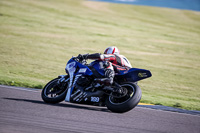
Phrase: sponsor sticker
[
  {"left": 79, "top": 68, "right": 87, "bottom": 73},
  {"left": 91, "top": 97, "right": 100, "bottom": 102},
  {"left": 138, "top": 73, "right": 147, "bottom": 78}
]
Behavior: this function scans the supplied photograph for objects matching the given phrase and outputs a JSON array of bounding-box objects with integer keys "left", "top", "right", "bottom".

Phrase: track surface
[{"left": 0, "top": 85, "right": 200, "bottom": 133}]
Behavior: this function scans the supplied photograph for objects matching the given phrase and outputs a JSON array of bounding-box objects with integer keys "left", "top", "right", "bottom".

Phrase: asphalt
[{"left": 0, "top": 85, "right": 200, "bottom": 133}]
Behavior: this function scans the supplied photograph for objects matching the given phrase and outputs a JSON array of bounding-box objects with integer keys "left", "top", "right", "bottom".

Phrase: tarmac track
[{"left": 0, "top": 85, "right": 200, "bottom": 133}]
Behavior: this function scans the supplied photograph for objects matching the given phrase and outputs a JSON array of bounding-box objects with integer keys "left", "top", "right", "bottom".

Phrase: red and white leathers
[
  {"left": 99, "top": 54, "right": 132, "bottom": 71},
  {"left": 86, "top": 53, "right": 132, "bottom": 86}
]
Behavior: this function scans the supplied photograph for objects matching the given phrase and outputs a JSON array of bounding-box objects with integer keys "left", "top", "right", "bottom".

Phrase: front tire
[
  {"left": 41, "top": 77, "right": 69, "bottom": 104},
  {"left": 106, "top": 82, "right": 142, "bottom": 113}
]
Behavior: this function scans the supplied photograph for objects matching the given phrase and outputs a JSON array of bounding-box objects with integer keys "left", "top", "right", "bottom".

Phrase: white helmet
[{"left": 104, "top": 46, "right": 120, "bottom": 55}]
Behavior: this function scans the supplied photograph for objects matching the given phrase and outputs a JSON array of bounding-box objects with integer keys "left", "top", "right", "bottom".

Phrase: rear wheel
[
  {"left": 41, "top": 76, "right": 69, "bottom": 104},
  {"left": 106, "top": 82, "right": 141, "bottom": 113}
]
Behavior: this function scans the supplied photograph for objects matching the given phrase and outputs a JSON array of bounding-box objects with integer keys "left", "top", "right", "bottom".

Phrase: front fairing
[
  {"left": 65, "top": 58, "right": 93, "bottom": 76},
  {"left": 65, "top": 58, "right": 93, "bottom": 102}
]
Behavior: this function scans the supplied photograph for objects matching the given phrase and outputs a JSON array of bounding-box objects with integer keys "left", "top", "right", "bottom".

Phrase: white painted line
[{"left": 0, "top": 85, "right": 41, "bottom": 93}]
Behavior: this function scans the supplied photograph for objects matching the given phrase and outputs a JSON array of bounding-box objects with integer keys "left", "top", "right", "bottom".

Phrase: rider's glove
[{"left": 77, "top": 54, "right": 88, "bottom": 61}]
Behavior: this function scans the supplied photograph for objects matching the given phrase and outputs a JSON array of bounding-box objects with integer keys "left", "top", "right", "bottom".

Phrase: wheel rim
[
  {"left": 109, "top": 84, "right": 135, "bottom": 105},
  {"left": 44, "top": 79, "right": 68, "bottom": 98}
]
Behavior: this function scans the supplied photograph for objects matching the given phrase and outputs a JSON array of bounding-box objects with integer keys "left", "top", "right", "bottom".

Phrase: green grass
[{"left": 0, "top": 0, "right": 200, "bottom": 110}]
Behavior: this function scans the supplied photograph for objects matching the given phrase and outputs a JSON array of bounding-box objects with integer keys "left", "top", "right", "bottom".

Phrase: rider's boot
[
  {"left": 94, "top": 67, "right": 122, "bottom": 93},
  {"left": 94, "top": 78, "right": 123, "bottom": 94},
  {"left": 93, "top": 61, "right": 122, "bottom": 94},
  {"left": 94, "top": 65, "right": 114, "bottom": 86}
]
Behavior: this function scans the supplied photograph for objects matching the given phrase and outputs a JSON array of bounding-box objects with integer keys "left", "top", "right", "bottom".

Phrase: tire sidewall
[
  {"left": 106, "top": 82, "right": 142, "bottom": 113},
  {"left": 41, "top": 77, "right": 68, "bottom": 104}
]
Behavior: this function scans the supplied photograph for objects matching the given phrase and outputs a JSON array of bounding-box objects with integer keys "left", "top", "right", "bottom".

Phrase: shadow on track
[{"left": 3, "top": 97, "right": 110, "bottom": 113}]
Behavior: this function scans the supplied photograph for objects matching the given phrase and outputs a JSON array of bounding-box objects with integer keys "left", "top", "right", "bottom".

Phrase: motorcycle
[{"left": 41, "top": 56, "right": 152, "bottom": 113}]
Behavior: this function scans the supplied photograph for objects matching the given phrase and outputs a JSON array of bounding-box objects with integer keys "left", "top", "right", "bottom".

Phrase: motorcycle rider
[{"left": 78, "top": 46, "right": 132, "bottom": 88}]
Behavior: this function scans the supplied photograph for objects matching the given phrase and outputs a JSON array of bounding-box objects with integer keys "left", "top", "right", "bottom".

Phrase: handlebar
[{"left": 72, "top": 56, "right": 87, "bottom": 65}]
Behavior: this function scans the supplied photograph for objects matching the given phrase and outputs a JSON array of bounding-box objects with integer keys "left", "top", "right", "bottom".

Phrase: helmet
[{"left": 104, "top": 46, "right": 120, "bottom": 55}]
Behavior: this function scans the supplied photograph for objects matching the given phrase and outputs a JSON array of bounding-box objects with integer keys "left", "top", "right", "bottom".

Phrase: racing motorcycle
[{"left": 41, "top": 56, "right": 152, "bottom": 113}]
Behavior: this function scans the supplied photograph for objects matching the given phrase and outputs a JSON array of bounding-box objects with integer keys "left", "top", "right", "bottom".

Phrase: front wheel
[
  {"left": 41, "top": 76, "right": 69, "bottom": 104},
  {"left": 106, "top": 82, "right": 142, "bottom": 113}
]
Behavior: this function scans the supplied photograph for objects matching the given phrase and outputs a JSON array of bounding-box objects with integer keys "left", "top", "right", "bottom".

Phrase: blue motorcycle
[{"left": 41, "top": 56, "right": 152, "bottom": 113}]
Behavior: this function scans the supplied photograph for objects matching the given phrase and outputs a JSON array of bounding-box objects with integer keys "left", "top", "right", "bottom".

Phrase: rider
[{"left": 78, "top": 46, "right": 132, "bottom": 88}]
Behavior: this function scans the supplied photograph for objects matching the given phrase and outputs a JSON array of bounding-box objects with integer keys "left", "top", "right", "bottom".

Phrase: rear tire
[
  {"left": 106, "top": 82, "right": 141, "bottom": 113},
  {"left": 41, "top": 77, "right": 69, "bottom": 104}
]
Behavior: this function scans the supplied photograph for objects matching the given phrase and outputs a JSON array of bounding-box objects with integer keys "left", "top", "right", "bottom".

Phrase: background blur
[
  {"left": 0, "top": 0, "right": 200, "bottom": 110},
  {"left": 93, "top": 0, "right": 200, "bottom": 11}
]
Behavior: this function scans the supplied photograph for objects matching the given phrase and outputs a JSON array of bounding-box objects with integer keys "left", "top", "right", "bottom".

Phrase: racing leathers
[{"left": 83, "top": 53, "right": 132, "bottom": 86}]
